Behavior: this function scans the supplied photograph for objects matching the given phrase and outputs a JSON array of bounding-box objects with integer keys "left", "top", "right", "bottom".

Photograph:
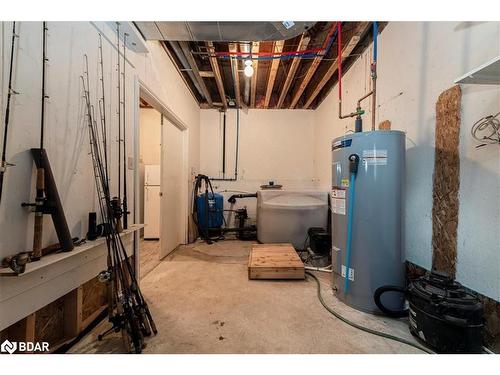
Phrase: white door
[
  {"left": 160, "top": 119, "right": 184, "bottom": 258},
  {"left": 145, "top": 164, "right": 161, "bottom": 186},
  {"left": 144, "top": 185, "right": 161, "bottom": 239}
]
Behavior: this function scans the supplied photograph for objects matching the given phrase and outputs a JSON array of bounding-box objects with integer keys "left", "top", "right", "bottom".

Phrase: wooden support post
[{"left": 63, "top": 286, "right": 83, "bottom": 338}]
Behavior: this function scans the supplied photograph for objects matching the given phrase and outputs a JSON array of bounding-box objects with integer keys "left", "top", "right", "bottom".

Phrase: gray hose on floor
[{"left": 306, "top": 271, "right": 433, "bottom": 354}]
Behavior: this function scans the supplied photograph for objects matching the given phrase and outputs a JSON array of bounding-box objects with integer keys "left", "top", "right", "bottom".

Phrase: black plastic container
[{"left": 407, "top": 271, "right": 484, "bottom": 353}]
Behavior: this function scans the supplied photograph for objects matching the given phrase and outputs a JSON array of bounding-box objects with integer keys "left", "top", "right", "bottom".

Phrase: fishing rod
[
  {"left": 82, "top": 59, "right": 156, "bottom": 352},
  {"left": 122, "top": 32, "right": 129, "bottom": 230},
  {"left": 20, "top": 22, "right": 73, "bottom": 263},
  {"left": 32, "top": 21, "right": 48, "bottom": 261},
  {"left": 0, "top": 21, "right": 19, "bottom": 205},
  {"left": 98, "top": 34, "right": 109, "bottom": 184},
  {"left": 112, "top": 21, "right": 124, "bottom": 232}
]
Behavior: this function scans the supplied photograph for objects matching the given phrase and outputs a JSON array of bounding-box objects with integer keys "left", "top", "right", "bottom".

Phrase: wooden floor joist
[
  {"left": 263, "top": 41, "right": 284, "bottom": 109},
  {"left": 276, "top": 35, "right": 310, "bottom": 109},
  {"left": 289, "top": 55, "right": 323, "bottom": 109},
  {"left": 206, "top": 41, "right": 227, "bottom": 109},
  {"left": 250, "top": 42, "right": 259, "bottom": 108},
  {"left": 303, "top": 22, "right": 370, "bottom": 109}
]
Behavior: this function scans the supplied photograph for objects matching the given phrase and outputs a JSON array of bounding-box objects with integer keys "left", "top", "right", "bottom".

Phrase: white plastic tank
[{"left": 257, "top": 190, "right": 328, "bottom": 249}]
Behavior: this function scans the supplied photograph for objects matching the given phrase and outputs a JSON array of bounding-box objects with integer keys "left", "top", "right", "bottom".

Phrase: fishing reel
[
  {"left": 110, "top": 197, "right": 123, "bottom": 218},
  {"left": 2, "top": 252, "right": 31, "bottom": 274},
  {"left": 98, "top": 268, "right": 113, "bottom": 283}
]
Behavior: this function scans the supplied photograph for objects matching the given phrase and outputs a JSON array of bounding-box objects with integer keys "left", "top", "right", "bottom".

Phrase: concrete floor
[{"left": 69, "top": 240, "right": 423, "bottom": 354}]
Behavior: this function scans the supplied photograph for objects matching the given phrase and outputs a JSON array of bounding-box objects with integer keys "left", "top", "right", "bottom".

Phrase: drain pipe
[{"left": 211, "top": 107, "right": 240, "bottom": 182}]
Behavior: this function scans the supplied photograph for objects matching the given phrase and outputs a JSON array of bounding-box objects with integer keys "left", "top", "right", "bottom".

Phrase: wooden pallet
[{"left": 248, "top": 243, "right": 305, "bottom": 280}]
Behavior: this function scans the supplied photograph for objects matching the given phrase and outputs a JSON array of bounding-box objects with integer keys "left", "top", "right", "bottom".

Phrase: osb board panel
[
  {"left": 81, "top": 276, "right": 107, "bottom": 322},
  {"left": 406, "top": 261, "right": 499, "bottom": 353},
  {"left": 432, "top": 85, "right": 461, "bottom": 278},
  {"left": 248, "top": 243, "right": 305, "bottom": 280},
  {"left": 34, "top": 296, "right": 65, "bottom": 345}
]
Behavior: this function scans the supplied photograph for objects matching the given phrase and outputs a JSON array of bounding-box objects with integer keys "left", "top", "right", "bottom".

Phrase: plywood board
[
  {"left": 81, "top": 277, "right": 107, "bottom": 322},
  {"left": 432, "top": 85, "right": 461, "bottom": 278},
  {"left": 248, "top": 243, "right": 304, "bottom": 280}
]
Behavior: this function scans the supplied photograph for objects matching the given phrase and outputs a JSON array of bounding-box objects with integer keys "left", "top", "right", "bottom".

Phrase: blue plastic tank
[{"left": 197, "top": 192, "right": 224, "bottom": 230}]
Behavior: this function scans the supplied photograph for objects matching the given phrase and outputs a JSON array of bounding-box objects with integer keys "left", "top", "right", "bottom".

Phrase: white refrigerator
[{"left": 144, "top": 164, "right": 161, "bottom": 239}]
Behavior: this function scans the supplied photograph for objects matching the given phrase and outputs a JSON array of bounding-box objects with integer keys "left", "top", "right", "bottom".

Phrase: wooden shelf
[
  {"left": 0, "top": 224, "right": 144, "bottom": 277},
  {"left": 455, "top": 55, "right": 500, "bottom": 85}
]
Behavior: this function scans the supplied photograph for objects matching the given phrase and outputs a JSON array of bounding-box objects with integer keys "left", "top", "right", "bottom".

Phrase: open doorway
[
  {"left": 139, "top": 97, "right": 162, "bottom": 278},
  {"left": 137, "top": 84, "right": 189, "bottom": 280}
]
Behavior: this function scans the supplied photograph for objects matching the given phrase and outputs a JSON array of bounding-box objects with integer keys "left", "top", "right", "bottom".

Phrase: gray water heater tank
[{"left": 331, "top": 130, "right": 405, "bottom": 313}]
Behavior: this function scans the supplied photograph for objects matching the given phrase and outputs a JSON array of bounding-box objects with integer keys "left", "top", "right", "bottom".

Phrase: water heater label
[
  {"left": 362, "top": 149, "right": 388, "bottom": 165},
  {"left": 331, "top": 188, "right": 346, "bottom": 198},
  {"left": 332, "top": 139, "right": 352, "bottom": 151},
  {"left": 348, "top": 268, "right": 355, "bottom": 281},
  {"left": 331, "top": 189, "right": 346, "bottom": 215},
  {"left": 341, "top": 265, "right": 355, "bottom": 281}
]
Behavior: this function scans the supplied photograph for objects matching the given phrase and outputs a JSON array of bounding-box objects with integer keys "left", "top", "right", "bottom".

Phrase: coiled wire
[{"left": 471, "top": 112, "right": 500, "bottom": 148}]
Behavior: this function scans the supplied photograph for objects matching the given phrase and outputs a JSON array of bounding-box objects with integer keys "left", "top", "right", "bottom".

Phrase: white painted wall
[
  {"left": 0, "top": 21, "right": 200, "bottom": 327},
  {"left": 313, "top": 22, "right": 500, "bottom": 301},
  {"left": 199, "top": 109, "right": 316, "bottom": 225}
]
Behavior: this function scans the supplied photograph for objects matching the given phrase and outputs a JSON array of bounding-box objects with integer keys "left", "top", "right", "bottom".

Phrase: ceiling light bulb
[{"left": 244, "top": 60, "right": 254, "bottom": 77}]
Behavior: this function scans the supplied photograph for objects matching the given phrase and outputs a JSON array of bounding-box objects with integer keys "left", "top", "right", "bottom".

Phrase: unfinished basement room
[{"left": 1, "top": 1, "right": 499, "bottom": 371}]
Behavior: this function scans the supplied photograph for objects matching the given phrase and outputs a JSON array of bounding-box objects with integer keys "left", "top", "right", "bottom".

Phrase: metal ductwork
[
  {"left": 134, "top": 21, "right": 316, "bottom": 41},
  {"left": 168, "top": 41, "right": 206, "bottom": 100}
]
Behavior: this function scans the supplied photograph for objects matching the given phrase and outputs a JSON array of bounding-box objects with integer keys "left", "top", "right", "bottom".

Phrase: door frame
[{"left": 134, "top": 76, "right": 190, "bottom": 277}]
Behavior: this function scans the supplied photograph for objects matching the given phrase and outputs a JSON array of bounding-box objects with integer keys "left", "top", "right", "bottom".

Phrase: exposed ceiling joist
[
  {"left": 178, "top": 41, "right": 213, "bottom": 107},
  {"left": 303, "top": 22, "right": 370, "bottom": 109},
  {"left": 250, "top": 42, "right": 260, "bottom": 108},
  {"left": 228, "top": 43, "right": 241, "bottom": 107},
  {"left": 263, "top": 40, "right": 284, "bottom": 109},
  {"left": 161, "top": 22, "right": 384, "bottom": 110},
  {"left": 206, "top": 41, "right": 227, "bottom": 109},
  {"left": 289, "top": 54, "right": 323, "bottom": 109},
  {"left": 276, "top": 35, "right": 310, "bottom": 109}
]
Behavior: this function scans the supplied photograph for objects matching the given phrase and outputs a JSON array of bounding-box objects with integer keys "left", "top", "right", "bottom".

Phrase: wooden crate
[{"left": 248, "top": 243, "right": 305, "bottom": 280}]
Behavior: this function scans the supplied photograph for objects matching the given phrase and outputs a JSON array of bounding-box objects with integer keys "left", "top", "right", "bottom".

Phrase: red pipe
[{"left": 338, "top": 21, "right": 343, "bottom": 101}]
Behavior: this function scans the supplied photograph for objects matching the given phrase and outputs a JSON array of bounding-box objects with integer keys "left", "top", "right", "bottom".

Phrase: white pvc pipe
[{"left": 305, "top": 266, "right": 332, "bottom": 273}]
